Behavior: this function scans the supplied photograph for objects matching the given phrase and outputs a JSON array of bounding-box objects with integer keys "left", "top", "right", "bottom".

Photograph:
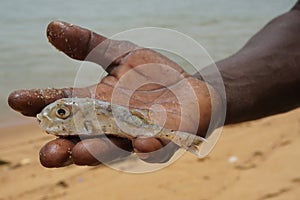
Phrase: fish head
[{"left": 36, "top": 98, "right": 92, "bottom": 136}]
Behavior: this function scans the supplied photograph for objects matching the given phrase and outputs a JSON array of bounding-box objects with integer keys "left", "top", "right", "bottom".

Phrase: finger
[
  {"left": 47, "top": 21, "right": 137, "bottom": 69},
  {"left": 72, "top": 136, "right": 133, "bottom": 166},
  {"left": 8, "top": 87, "right": 91, "bottom": 117},
  {"left": 133, "top": 137, "right": 179, "bottom": 163},
  {"left": 39, "top": 138, "right": 76, "bottom": 168}
]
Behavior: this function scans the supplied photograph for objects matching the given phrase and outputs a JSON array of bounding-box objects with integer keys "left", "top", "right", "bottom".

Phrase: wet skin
[{"left": 8, "top": 1, "right": 300, "bottom": 167}]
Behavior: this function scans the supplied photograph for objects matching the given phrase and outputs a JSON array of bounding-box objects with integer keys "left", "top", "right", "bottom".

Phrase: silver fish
[{"left": 36, "top": 98, "right": 207, "bottom": 157}]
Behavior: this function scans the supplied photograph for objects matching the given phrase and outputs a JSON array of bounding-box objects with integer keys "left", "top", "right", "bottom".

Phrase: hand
[{"left": 8, "top": 21, "right": 220, "bottom": 167}]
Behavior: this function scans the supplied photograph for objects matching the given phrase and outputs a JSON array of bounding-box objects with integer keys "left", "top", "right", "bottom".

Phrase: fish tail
[{"left": 160, "top": 130, "right": 207, "bottom": 158}]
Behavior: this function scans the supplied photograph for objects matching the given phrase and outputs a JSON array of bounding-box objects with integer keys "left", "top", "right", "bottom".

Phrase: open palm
[{"left": 8, "top": 21, "right": 219, "bottom": 167}]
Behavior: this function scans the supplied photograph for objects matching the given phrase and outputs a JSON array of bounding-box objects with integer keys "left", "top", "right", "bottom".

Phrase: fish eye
[{"left": 55, "top": 107, "right": 70, "bottom": 119}]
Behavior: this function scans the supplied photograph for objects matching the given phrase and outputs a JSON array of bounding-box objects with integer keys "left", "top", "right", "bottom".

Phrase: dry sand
[{"left": 0, "top": 108, "right": 300, "bottom": 200}]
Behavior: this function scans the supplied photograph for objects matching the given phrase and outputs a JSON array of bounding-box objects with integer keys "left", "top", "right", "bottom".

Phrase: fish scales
[{"left": 37, "top": 98, "right": 207, "bottom": 157}]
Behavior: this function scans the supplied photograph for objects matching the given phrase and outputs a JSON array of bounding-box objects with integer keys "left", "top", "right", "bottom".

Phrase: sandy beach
[{"left": 0, "top": 108, "right": 299, "bottom": 200}]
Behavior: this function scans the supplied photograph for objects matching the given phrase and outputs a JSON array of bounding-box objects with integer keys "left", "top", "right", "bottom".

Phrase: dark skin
[
  {"left": 196, "top": 2, "right": 300, "bottom": 124},
  {"left": 8, "top": 21, "right": 219, "bottom": 166},
  {"left": 8, "top": 2, "right": 300, "bottom": 167}
]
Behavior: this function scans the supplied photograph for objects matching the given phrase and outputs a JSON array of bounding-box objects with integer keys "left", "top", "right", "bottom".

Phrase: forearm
[
  {"left": 205, "top": 53, "right": 300, "bottom": 125},
  {"left": 194, "top": 9, "right": 300, "bottom": 125}
]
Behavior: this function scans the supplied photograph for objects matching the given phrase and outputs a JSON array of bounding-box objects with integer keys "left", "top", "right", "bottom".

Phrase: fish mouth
[{"left": 36, "top": 113, "right": 42, "bottom": 124}]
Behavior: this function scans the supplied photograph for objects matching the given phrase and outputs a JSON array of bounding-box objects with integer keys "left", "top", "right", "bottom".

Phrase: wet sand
[{"left": 0, "top": 108, "right": 300, "bottom": 200}]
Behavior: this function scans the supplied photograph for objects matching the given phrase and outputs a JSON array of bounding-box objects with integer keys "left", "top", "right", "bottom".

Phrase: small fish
[{"left": 36, "top": 98, "right": 207, "bottom": 157}]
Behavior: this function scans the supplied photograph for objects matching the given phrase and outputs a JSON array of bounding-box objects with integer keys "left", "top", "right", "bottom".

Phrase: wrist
[{"left": 188, "top": 77, "right": 224, "bottom": 138}]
